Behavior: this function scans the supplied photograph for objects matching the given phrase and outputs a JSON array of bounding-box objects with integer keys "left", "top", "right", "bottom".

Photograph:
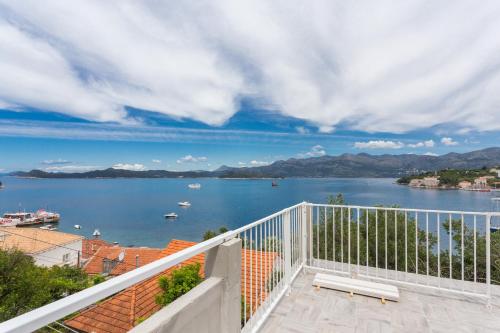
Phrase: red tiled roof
[
  {"left": 66, "top": 239, "right": 276, "bottom": 333},
  {"left": 82, "top": 239, "right": 112, "bottom": 259},
  {"left": 84, "top": 247, "right": 163, "bottom": 276}
]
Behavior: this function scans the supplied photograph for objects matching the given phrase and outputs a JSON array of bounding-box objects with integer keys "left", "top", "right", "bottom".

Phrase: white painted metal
[{"left": 1, "top": 201, "right": 497, "bottom": 333}]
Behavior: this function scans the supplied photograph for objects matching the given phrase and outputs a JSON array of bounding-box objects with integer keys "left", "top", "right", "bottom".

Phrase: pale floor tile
[{"left": 259, "top": 272, "right": 500, "bottom": 333}]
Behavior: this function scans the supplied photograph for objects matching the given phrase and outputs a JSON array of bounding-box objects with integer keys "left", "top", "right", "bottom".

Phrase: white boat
[
  {"left": 1, "top": 212, "right": 41, "bottom": 227},
  {"left": 164, "top": 213, "right": 178, "bottom": 219},
  {"left": 74, "top": 224, "right": 82, "bottom": 229},
  {"left": 40, "top": 225, "right": 58, "bottom": 231},
  {"left": 0, "top": 218, "right": 18, "bottom": 227},
  {"left": 35, "top": 209, "right": 60, "bottom": 223},
  {"left": 178, "top": 201, "right": 191, "bottom": 207},
  {"left": 188, "top": 183, "right": 201, "bottom": 189}
]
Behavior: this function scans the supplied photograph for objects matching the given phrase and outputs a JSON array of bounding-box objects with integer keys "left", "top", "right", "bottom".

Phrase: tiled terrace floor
[{"left": 259, "top": 271, "right": 500, "bottom": 333}]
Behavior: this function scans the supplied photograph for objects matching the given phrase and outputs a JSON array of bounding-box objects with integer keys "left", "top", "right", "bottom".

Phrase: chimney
[{"left": 135, "top": 254, "right": 140, "bottom": 268}]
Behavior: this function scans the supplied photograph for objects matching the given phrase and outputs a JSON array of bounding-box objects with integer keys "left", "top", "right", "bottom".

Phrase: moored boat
[
  {"left": 188, "top": 183, "right": 201, "bottom": 189},
  {"left": 178, "top": 201, "right": 191, "bottom": 207},
  {"left": 164, "top": 212, "right": 178, "bottom": 219},
  {"left": 35, "top": 209, "right": 60, "bottom": 223},
  {"left": 1, "top": 212, "right": 42, "bottom": 227},
  {"left": 40, "top": 225, "right": 58, "bottom": 231}
]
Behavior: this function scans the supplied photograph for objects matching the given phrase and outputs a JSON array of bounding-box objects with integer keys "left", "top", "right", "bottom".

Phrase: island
[{"left": 397, "top": 167, "right": 500, "bottom": 191}]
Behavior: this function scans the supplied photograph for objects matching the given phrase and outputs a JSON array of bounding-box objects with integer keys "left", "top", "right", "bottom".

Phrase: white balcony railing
[{"left": 0, "top": 202, "right": 498, "bottom": 333}]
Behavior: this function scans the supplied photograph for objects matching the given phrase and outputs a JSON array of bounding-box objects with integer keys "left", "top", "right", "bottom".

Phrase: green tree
[
  {"left": 155, "top": 263, "right": 203, "bottom": 306},
  {"left": 0, "top": 249, "right": 89, "bottom": 322},
  {"left": 202, "top": 226, "right": 229, "bottom": 241}
]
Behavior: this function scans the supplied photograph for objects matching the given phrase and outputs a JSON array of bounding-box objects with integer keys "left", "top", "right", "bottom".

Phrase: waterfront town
[{"left": 403, "top": 167, "right": 500, "bottom": 191}]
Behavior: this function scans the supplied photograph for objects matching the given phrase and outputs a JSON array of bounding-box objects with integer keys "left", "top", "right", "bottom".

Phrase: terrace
[{"left": 1, "top": 202, "right": 499, "bottom": 333}]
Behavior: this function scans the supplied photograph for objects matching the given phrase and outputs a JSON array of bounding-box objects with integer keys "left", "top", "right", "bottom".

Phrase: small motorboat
[
  {"left": 74, "top": 224, "right": 82, "bottom": 229},
  {"left": 164, "top": 213, "right": 178, "bottom": 219},
  {"left": 188, "top": 183, "right": 201, "bottom": 189},
  {"left": 272, "top": 181, "right": 279, "bottom": 187},
  {"left": 0, "top": 181, "right": 3, "bottom": 189},
  {"left": 178, "top": 201, "right": 191, "bottom": 207},
  {"left": 40, "top": 225, "right": 58, "bottom": 231}
]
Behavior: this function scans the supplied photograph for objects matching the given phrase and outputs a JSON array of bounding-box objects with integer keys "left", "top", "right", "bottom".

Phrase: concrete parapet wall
[{"left": 132, "top": 238, "right": 242, "bottom": 333}]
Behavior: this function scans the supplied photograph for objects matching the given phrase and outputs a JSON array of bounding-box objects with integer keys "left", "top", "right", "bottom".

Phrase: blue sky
[{"left": 1, "top": 1, "right": 500, "bottom": 172}]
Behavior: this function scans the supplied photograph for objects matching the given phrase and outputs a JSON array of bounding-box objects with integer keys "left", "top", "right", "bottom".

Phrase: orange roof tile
[
  {"left": 66, "top": 239, "right": 277, "bottom": 333},
  {"left": 0, "top": 227, "right": 83, "bottom": 254},
  {"left": 82, "top": 239, "right": 112, "bottom": 259},
  {"left": 84, "top": 247, "right": 163, "bottom": 276}
]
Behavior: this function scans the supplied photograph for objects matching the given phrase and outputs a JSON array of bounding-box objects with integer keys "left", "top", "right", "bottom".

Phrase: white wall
[{"left": 33, "top": 239, "right": 82, "bottom": 267}]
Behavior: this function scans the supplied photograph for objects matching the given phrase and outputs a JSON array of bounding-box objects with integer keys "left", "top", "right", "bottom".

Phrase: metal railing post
[
  {"left": 486, "top": 214, "right": 491, "bottom": 301},
  {"left": 283, "top": 210, "right": 292, "bottom": 294},
  {"left": 301, "top": 203, "right": 308, "bottom": 266}
]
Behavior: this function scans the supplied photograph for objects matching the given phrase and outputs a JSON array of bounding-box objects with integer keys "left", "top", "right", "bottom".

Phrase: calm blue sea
[{"left": 0, "top": 177, "right": 497, "bottom": 248}]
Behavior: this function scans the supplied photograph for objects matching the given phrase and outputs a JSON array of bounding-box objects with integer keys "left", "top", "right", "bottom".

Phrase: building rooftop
[
  {"left": 260, "top": 272, "right": 500, "bottom": 333},
  {"left": 82, "top": 238, "right": 112, "bottom": 259},
  {"left": 83, "top": 246, "right": 163, "bottom": 276},
  {"left": 66, "top": 240, "right": 205, "bottom": 333},
  {"left": 0, "top": 227, "right": 83, "bottom": 254},
  {"left": 66, "top": 239, "right": 277, "bottom": 333}
]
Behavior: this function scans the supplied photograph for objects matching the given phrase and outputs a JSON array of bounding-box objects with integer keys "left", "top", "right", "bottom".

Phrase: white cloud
[
  {"left": 176, "top": 155, "right": 208, "bottom": 164},
  {"left": 41, "top": 158, "right": 72, "bottom": 165},
  {"left": 45, "top": 165, "right": 101, "bottom": 172},
  {"left": 238, "top": 161, "right": 246, "bottom": 166},
  {"left": 152, "top": 159, "right": 161, "bottom": 164},
  {"left": 2, "top": 2, "right": 500, "bottom": 133},
  {"left": 298, "top": 145, "right": 326, "bottom": 158},
  {"left": 112, "top": 163, "right": 146, "bottom": 171},
  {"left": 354, "top": 140, "right": 404, "bottom": 149},
  {"left": 295, "top": 126, "right": 309, "bottom": 135},
  {"left": 423, "top": 152, "right": 438, "bottom": 156},
  {"left": 250, "top": 160, "right": 269, "bottom": 166},
  {"left": 407, "top": 139, "right": 435, "bottom": 148},
  {"left": 441, "top": 137, "right": 458, "bottom": 146}
]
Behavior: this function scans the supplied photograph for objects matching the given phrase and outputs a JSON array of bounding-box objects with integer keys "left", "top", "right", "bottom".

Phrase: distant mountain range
[{"left": 11, "top": 147, "right": 500, "bottom": 179}]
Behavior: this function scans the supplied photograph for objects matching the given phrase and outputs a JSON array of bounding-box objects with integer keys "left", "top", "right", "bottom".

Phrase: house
[
  {"left": 0, "top": 227, "right": 83, "bottom": 267},
  {"left": 83, "top": 246, "right": 163, "bottom": 276},
  {"left": 422, "top": 176, "right": 440, "bottom": 187},
  {"left": 65, "top": 239, "right": 277, "bottom": 333},
  {"left": 82, "top": 238, "right": 112, "bottom": 260},
  {"left": 474, "top": 176, "right": 494, "bottom": 188},
  {"left": 458, "top": 180, "right": 472, "bottom": 189},
  {"left": 409, "top": 179, "right": 424, "bottom": 187},
  {"left": 489, "top": 168, "right": 500, "bottom": 177}
]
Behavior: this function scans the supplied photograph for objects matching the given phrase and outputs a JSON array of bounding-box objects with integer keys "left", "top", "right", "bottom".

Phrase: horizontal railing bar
[
  {"left": 0, "top": 230, "right": 237, "bottom": 333},
  {"left": 307, "top": 203, "right": 500, "bottom": 216},
  {"left": 231, "top": 202, "right": 306, "bottom": 234}
]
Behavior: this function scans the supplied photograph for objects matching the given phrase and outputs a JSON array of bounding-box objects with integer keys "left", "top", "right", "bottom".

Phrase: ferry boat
[
  {"left": 35, "top": 209, "right": 60, "bottom": 223},
  {"left": 1, "top": 212, "right": 42, "bottom": 227},
  {"left": 188, "top": 183, "right": 201, "bottom": 189},
  {"left": 178, "top": 201, "right": 191, "bottom": 207},
  {"left": 164, "top": 212, "right": 178, "bottom": 219}
]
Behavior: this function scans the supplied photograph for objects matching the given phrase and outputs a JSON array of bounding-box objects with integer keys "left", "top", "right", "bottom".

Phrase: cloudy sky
[{"left": 0, "top": 0, "right": 499, "bottom": 172}]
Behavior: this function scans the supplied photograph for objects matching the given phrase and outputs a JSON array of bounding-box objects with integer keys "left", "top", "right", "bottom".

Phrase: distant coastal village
[{"left": 397, "top": 167, "right": 500, "bottom": 191}]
